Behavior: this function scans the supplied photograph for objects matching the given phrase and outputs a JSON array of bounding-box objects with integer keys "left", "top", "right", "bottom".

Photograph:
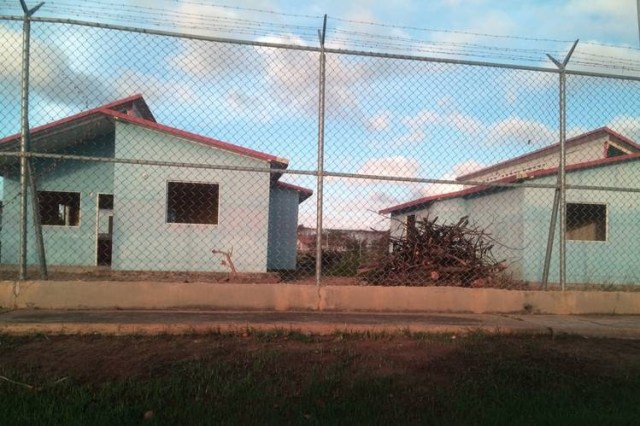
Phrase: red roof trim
[
  {"left": 276, "top": 181, "right": 313, "bottom": 195},
  {"left": 98, "top": 94, "right": 152, "bottom": 118},
  {"left": 275, "top": 181, "right": 313, "bottom": 202},
  {"left": 379, "top": 185, "right": 484, "bottom": 215},
  {"left": 0, "top": 94, "right": 151, "bottom": 145},
  {"left": 457, "top": 127, "right": 640, "bottom": 181},
  {"left": 105, "top": 109, "right": 288, "bottom": 166},
  {"left": 380, "top": 152, "right": 640, "bottom": 214},
  {"left": 0, "top": 95, "right": 289, "bottom": 167}
]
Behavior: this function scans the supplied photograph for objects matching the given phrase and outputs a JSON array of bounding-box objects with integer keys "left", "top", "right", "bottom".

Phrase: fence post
[
  {"left": 18, "top": 1, "right": 46, "bottom": 280},
  {"left": 315, "top": 15, "right": 327, "bottom": 287},
  {"left": 542, "top": 40, "right": 578, "bottom": 291}
]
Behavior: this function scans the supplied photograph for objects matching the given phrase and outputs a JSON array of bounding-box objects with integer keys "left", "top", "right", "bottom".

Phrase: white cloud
[
  {"left": 116, "top": 70, "right": 197, "bottom": 105},
  {"left": 257, "top": 35, "right": 401, "bottom": 119},
  {"left": 303, "top": 156, "right": 488, "bottom": 229},
  {"left": 452, "top": 159, "right": 486, "bottom": 176},
  {"left": 395, "top": 109, "right": 483, "bottom": 145},
  {"left": 393, "top": 129, "right": 426, "bottom": 145},
  {"left": 608, "top": 116, "right": 640, "bottom": 140},
  {"left": 486, "top": 117, "right": 556, "bottom": 146},
  {"left": 568, "top": 42, "right": 640, "bottom": 77},
  {"left": 315, "top": 189, "right": 402, "bottom": 230},
  {"left": 0, "top": 27, "right": 111, "bottom": 106},
  {"left": 168, "top": 2, "right": 261, "bottom": 39},
  {"left": 403, "top": 110, "right": 439, "bottom": 128},
  {"left": 418, "top": 159, "right": 487, "bottom": 197},
  {"left": 567, "top": 0, "right": 629, "bottom": 17},
  {"left": 171, "top": 39, "right": 264, "bottom": 78},
  {"left": 498, "top": 70, "right": 557, "bottom": 104},
  {"left": 224, "top": 89, "right": 274, "bottom": 123},
  {"left": 428, "top": 9, "right": 517, "bottom": 58},
  {"left": 403, "top": 110, "right": 482, "bottom": 133},
  {"left": 448, "top": 112, "right": 484, "bottom": 133},
  {"left": 419, "top": 172, "right": 462, "bottom": 196},
  {"left": 170, "top": 32, "right": 385, "bottom": 119},
  {"left": 356, "top": 156, "right": 421, "bottom": 180},
  {"left": 367, "top": 112, "right": 392, "bottom": 132},
  {"left": 563, "top": 0, "right": 635, "bottom": 41}
]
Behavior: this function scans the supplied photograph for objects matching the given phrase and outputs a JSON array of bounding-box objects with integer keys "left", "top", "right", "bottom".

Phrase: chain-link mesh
[{"left": 1, "top": 17, "right": 639, "bottom": 288}]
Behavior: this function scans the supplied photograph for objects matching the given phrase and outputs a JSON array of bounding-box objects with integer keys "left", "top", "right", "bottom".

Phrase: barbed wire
[
  {"left": 330, "top": 16, "right": 573, "bottom": 44},
  {"left": 1, "top": 0, "right": 640, "bottom": 72}
]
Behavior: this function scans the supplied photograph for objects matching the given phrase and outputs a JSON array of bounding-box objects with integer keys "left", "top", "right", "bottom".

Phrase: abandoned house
[
  {"left": 381, "top": 127, "right": 640, "bottom": 285},
  {"left": 0, "top": 95, "right": 312, "bottom": 272}
]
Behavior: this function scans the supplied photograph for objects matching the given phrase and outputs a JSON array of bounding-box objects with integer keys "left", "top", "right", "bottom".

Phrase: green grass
[{"left": 2, "top": 333, "right": 640, "bottom": 425}]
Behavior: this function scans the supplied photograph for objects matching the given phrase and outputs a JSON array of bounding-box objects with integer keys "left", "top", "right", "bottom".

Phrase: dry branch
[
  {"left": 362, "top": 215, "right": 505, "bottom": 286},
  {"left": 212, "top": 248, "right": 237, "bottom": 277}
]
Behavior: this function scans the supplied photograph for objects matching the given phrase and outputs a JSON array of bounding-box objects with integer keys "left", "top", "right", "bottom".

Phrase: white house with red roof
[
  {"left": 380, "top": 128, "right": 640, "bottom": 285},
  {"left": 0, "top": 95, "right": 311, "bottom": 272},
  {"left": 457, "top": 127, "right": 640, "bottom": 183}
]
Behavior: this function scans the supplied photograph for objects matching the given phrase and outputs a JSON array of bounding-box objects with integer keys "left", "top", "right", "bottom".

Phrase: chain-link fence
[{"left": 1, "top": 15, "right": 639, "bottom": 289}]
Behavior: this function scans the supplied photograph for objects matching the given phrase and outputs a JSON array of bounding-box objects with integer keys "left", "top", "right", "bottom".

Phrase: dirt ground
[
  {"left": 0, "top": 264, "right": 524, "bottom": 287},
  {"left": 2, "top": 266, "right": 639, "bottom": 291},
  {"left": 0, "top": 267, "right": 283, "bottom": 284},
  {"left": 2, "top": 332, "right": 640, "bottom": 387}
]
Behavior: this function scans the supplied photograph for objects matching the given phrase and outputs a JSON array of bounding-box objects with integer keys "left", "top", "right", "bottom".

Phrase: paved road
[{"left": 1, "top": 309, "right": 640, "bottom": 338}]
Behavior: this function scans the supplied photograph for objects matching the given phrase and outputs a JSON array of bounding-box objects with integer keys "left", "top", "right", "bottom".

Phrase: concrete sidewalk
[{"left": 1, "top": 309, "right": 640, "bottom": 338}]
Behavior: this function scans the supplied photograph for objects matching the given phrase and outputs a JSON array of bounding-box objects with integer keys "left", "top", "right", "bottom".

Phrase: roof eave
[
  {"left": 456, "top": 127, "right": 638, "bottom": 182},
  {"left": 382, "top": 152, "right": 640, "bottom": 215}
]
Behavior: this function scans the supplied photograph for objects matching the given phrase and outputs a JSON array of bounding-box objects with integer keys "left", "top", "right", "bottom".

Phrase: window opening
[
  {"left": 38, "top": 191, "right": 80, "bottom": 226},
  {"left": 566, "top": 203, "right": 606, "bottom": 241},
  {"left": 167, "top": 182, "right": 219, "bottom": 225}
]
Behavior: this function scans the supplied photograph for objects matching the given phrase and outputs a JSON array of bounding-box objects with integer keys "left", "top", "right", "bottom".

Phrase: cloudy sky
[{"left": 1, "top": 0, "right": 640, "bottom": 229}]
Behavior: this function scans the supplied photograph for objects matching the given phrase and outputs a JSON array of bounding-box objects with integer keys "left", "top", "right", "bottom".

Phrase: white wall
[{"left": 468, "top": 135, "right": 610, "bottom": 182}]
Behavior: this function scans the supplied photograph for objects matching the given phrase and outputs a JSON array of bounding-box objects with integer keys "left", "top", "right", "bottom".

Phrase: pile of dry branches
[{"left": 362, "top": 216, "right": 505, "bottom": 286}]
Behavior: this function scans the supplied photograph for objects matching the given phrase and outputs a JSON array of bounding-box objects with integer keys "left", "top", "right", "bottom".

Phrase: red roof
[
  {"left": 105, "top": 109, "right": 288, "bottom": 166},
  {"left": 380, "top": 152, "right": 640, "bottom": 215},
  {"left": 0, "top": 95, "right": 287, "bottom": 166},
  {"left": 0, "top": 94, "right": 154, "bottom": 147},
  {"left": 0, "top": 95, "right": 313, "bottom": 200},
  {"left": 275, "top": 181, "right": 313, "bottom": 203},
  {"left": 457, "top": 127, "right": 640, "bottom": 182}
]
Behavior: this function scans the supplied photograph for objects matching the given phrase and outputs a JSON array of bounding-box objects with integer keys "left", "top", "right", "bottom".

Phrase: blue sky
[{"left": 1, "top": 0, "right": 640, "bottom": 228}]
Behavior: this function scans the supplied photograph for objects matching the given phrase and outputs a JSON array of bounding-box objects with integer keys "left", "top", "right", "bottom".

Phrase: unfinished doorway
[{"left": 96, "top": 194, "right": 114, "bottom": 266}]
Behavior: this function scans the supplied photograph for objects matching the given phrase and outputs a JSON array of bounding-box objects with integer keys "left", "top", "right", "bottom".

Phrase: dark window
[
  {"left": 38, "top": 191, "right": 80, "bottom": 226},
  {"left": 566, "top": 203, "right": 606, "bottom": 241},
  {"left": 606, "top": 144, "right": 626, "bottom": 158},
  {"left": 98, "top": 194, "right": 114, "bottom": 209},
  {"left": 167, "top": 182, "right": 219, "bottom": 225}
]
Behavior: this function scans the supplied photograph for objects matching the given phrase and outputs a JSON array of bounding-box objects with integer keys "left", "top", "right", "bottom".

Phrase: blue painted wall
[
  {"left": 390, "top": 161, "right": 640, "bottom": 285},
  {"left": 112, "top": 122, "right": 273, "bottom": 272},
  {"left": 1, "top": 121, "right": 303, "bottom": 273},
  {"left": 522, "top": 161, "right": 640, "bottom": 285},
  {"left": 267, "top": 186, "right": 299, "bottom": 270},
  {"left": 465, "top": 188, "right": 525, "bottom": 279},
  {"left": 1, "top": 134, "right": 114, "bottom": 266}
]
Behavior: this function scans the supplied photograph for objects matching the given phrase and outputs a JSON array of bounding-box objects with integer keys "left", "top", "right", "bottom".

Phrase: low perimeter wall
[{"left": 2, "top": 281, "right": 640, "bottom": 314}]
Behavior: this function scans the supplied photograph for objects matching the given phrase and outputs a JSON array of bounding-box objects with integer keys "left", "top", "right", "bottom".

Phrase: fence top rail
[
  {"left": 3, "top": 13, "right": 637, "bottom": 81},
  {"left": 2, "top": 151, "right": 640, "bottom": 195}
]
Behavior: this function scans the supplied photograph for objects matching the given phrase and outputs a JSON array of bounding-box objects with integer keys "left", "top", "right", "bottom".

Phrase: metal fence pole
[
  {"left": 18, "top": 1, "right": 45, "bottom": 280},
  {"left": 558, "top": 65, "right": 567, "bottom": 291},
  {"left": 542, "top": 40, "right": 578, "bottom": 291},
  {"left": 314, "top": 15, "right": 327, "bottom": 286},
  {"left": 637, "top": 0, "right": 640, "bottom": 47},
  {"left": 541, "top": 176, "right": 560, "bottom": 289},
  {"left": 27, "top": 159, "right": 47, "bottom": 279}
]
